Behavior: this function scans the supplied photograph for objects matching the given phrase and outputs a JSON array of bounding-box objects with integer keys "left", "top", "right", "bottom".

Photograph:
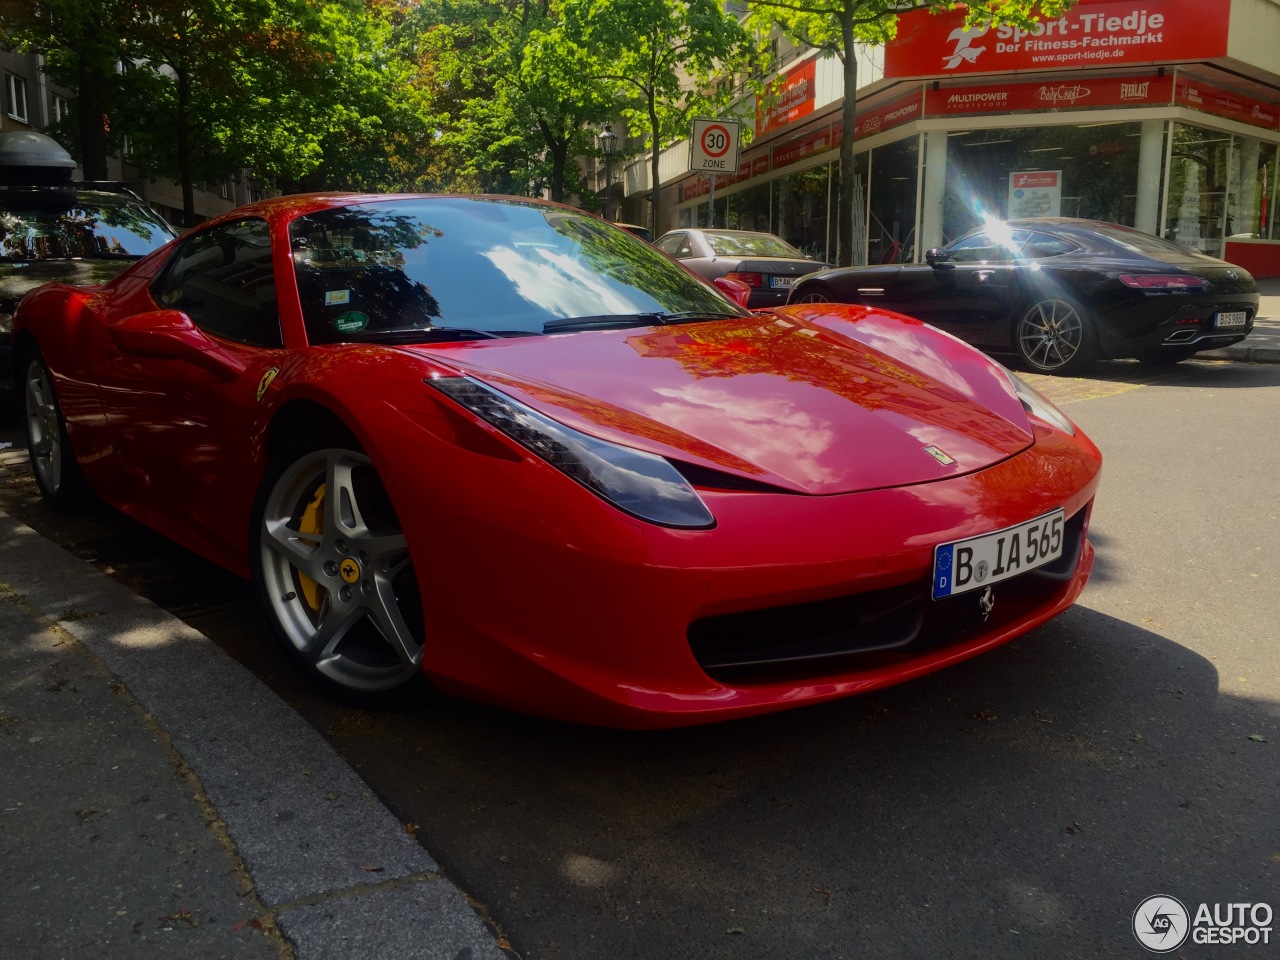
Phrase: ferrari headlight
[
  {"left": 427, "top": 376, "right": 715, "bottom": 529},
  {"left": 1004, "top": 369, "right": 1076, "bottom": 436}
]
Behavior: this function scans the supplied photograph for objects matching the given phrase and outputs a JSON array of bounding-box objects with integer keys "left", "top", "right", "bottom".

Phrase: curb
[{"left": 0, "top": 511, "right": 508, "bottom": 960}]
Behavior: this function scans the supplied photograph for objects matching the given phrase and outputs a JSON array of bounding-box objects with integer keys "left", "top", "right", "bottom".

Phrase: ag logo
[{"left": 1133, "top": 895, "right": 1190, "bottom": 953}]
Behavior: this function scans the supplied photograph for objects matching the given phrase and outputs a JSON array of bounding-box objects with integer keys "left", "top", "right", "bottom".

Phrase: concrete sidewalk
[
  {"left": 1, "top": 276, "right": 1276, "bottom": 958},
  {"left": 0, "top": 501, "right": 508, "bottom": 960}
]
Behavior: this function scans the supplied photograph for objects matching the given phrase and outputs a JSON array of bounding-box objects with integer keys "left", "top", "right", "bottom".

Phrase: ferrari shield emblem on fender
[
  {"left": 979, "top": 587, "right": 995, "bottom": 621},
  {"left": 256, "top": 367, "right": 280, "bottom": 402}
]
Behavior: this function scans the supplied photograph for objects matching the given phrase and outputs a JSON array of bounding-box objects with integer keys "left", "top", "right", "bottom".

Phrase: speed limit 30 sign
[{"left": 690, "top": 118, "right": 741, "bottom": 173}]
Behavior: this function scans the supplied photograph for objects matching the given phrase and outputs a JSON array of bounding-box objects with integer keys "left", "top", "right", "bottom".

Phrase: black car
[
  {"left": 788, "top": 218, "right": 1260, "bottom": 375},
  {"left": 1, "top": 133, "right": 176, "bottom": 396},
  {"left": 654, "top": 228, "right": 827, "bottom": 309}
]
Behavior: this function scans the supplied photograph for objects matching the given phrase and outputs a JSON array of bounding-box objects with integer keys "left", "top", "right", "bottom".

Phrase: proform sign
[{"left": 689, "top": 119, "right": 741, "bottom": 173}]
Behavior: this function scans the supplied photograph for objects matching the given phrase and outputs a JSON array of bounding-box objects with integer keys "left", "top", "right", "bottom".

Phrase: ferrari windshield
[
  {"left": 290, "top": 197, "right": 748, "bottom": 343},
  {"left": 0, "top": 189, "right": 175, "bottom": 261}
]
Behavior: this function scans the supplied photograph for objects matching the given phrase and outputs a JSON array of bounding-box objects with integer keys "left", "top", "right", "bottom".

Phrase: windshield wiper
[
  {"left": 542, "top": 311, "right": 741, "bottom": 333},
  {"left": 359, "top": 327, "right": 526, "bottom": 344}
]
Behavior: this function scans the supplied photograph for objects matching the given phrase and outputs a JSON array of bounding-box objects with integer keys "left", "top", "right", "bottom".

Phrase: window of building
[
  {"left": 52, "top": 96, "right": 71, "bottom": 124},
  {"left": 868, "top": 137, "right": 919, "bottom": 263},
  {"left": 773, "top": 163, "right": 831, "bottom": 262},
  {"left": 151, "top": 218, "right": 282, "bottom": 348},
  {"left": 1165, "top": 124, "right": 1280, "bottom": 251},
  {"left": 939, "top": 122, "right": 1144, "bottom": 244},
  {"left": 5, "top": 74, "right": 29, "bottom": 124}
]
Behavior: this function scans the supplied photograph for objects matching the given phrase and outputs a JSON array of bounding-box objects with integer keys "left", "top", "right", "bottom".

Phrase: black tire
[
  {"left": 1014, "top": 297, "right": 1099, "bottom": 375},
  {"left": 1136, "top": 347, "right": 1198, "bottom": 366},
  {"left": 20, "top": 353, "right": 91, "bottom": 510},
  {"left": 250, "top": 428, "right": 427, "bottom": 703}
]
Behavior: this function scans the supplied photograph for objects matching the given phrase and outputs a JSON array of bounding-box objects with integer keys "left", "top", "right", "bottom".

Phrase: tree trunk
[
  {"left": 647, "top": 94, "right": 661, "bottom": 238},
  {"left": 548, "top": 141, "right": 567, "bottom": 202},
  {"left": 76, "top": 52, "right": 109, "bottom": 181},
  {"left": 176, "top": 67, "right": 196, "bottom": 227},
  {"left": 836, "top": 13, "right": 859, "bottom": 268}
]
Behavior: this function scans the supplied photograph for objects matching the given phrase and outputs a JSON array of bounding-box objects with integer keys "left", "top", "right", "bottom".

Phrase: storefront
[{"left": 635, "top": 0, "right": 1280, "bottom": 276}]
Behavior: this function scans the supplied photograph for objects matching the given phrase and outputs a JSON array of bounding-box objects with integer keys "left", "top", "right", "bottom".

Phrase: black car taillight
[{"left": 1119, "top": 274, "right": 1208, "bottom": 291}]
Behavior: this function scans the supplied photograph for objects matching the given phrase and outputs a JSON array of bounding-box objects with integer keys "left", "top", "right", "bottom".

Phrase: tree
[
  {"left": 0, "top": 0, "right": 129, "bottom": 178},
  {"left": 561, "top": 0, "right": 757, "bottom": 234},
  {"left": 747, "top": 0, "right": 1077, "bottom": 266}
]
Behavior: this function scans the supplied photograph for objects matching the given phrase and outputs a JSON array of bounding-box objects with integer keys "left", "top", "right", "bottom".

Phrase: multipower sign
[{"left": 885, "top": 0, "right": 1230, "bottom": 77}]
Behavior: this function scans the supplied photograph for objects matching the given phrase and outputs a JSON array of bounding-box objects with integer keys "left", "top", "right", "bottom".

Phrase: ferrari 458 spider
[{"left": 12, "top": 194, "right": 1102, "bottom": 728}]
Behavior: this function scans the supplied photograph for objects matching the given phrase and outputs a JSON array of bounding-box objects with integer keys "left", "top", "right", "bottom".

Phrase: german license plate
[
  {"left": 769, "top": 276, "right": 796, "bottom": 289},
  {"left": 1214, "top": 311, "right": 1247, "bottom": 328},
  {"left": 932, "top": 509, "right": 1065, "bottom": 600}
]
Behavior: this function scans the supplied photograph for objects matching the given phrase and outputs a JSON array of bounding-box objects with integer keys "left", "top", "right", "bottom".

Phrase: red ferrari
[{"left": 12, "top": 194, "right": 1102, "bottom": 728}]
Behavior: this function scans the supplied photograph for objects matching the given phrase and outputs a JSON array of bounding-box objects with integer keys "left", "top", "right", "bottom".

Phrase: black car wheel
[
  {"left": 793, "top": 287, "right": 831, "bottom": 304},
  {"left": 21, "top": 353, "right": 91, "bottom": 510},
  {"left": 252, "top": 429, "right": 426, "bottom": 701},
  {"left": 1015, "top": 297, "right": 1098, "bottom": 375}
]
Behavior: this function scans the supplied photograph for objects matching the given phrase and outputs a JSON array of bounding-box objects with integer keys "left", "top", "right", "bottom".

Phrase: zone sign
[{"left": 690, "top": 118, "right": 741, "bottom": 173}]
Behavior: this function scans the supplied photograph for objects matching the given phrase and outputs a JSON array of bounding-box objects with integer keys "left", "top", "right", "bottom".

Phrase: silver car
[{"left": 654, "top": 228, "right": 827, "bottom": 308}]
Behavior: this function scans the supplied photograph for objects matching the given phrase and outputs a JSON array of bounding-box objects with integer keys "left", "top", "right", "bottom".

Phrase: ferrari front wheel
[
  {"left": 1015, "top": 297, "right": 1098, "bottom": 375},
  {"left": 252, "top": 432, "right": 425, "bottom": 700},
  {"left": 21, "top": 353, "right": 90, "bottom": 510}
]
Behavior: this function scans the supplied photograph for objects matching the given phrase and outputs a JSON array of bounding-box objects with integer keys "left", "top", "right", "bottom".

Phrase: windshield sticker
[
  {"left": 324, "top": 289, "right": 351, "bottom": 306},
  {"left": 334, "top": 311, "right": 368, "bottom": 333}
]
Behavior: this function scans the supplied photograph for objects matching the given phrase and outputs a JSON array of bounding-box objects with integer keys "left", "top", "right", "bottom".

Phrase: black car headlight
[
  {"left": 1003, "top": 368, "right": 1076, "bottom": 436},
  {"left": 427, "top": 376, "right": 715, "bottom": 529}
]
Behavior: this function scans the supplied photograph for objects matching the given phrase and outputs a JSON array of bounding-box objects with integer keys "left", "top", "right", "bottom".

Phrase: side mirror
[
  {"left": 109, "top": 310, "right": 247, "bottom": 380},
  {"left": 713, "top": 276, "right": 752, "bottom": 309},
  {"left": 925, "top": 248, "right": 954, "bottom": 268}
]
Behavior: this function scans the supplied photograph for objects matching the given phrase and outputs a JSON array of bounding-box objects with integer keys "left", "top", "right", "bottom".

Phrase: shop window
[
  {"left": 1223, "top": 135, "right": 1277, "bottom": 240},
  {"left": 1164, "top": 124, "right": 1229, "bottom": 255},
  {"left": 5, "top": 74, "right": 29, "bottom": 124},
  {"left": 942, "top": 123, "right": 1143, "bottom": 242},
  {"left": 772, "top": 163, "right": 831, "bottom": 262},
  {"left": 868, "top": 138, "right": 918, "bottom": 263}
]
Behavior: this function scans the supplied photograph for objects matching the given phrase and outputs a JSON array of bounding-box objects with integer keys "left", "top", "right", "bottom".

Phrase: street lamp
[{"left": 598, "top": 122, "right": 618, "bottom": 221}]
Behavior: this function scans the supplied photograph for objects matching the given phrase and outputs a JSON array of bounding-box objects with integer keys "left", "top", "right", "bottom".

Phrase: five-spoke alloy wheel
[
  {"left": 253, "top": 436, "right": 424, "bottom": 698},
  {"left": 22, "top": 354, "right": 89, "bottom": 509}
]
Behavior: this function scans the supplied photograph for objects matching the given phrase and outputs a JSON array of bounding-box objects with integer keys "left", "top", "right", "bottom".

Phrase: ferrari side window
[{"left": 151, "top": 218, "right": 283, "bottom": 348}]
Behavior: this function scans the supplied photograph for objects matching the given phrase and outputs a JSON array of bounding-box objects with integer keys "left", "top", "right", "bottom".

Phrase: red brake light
[
  {"left": 725, "top": 271, "right": 763, "bottom": 288},
  {"left": 1119, "top": 274, "right": 1208, "bottom": 290}
]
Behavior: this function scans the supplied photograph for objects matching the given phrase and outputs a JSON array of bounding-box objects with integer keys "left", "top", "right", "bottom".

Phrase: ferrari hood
[{"left": 419, "top": 310, "right": 1034, "bottom": 496}]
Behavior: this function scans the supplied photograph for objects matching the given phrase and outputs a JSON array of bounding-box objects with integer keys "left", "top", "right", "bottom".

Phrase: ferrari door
[{"left": 90, "top": 217, "right": 287, "bottom": 568}]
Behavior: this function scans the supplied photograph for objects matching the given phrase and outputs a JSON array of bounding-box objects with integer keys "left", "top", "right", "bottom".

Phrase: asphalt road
[{"left": 2, "top": 358, "right": 1277, "bottom": 959}]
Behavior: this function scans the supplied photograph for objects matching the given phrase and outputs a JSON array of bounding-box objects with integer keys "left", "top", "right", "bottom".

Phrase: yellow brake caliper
[{"left": 297, "top": 484, "right": 326, "bottom": 612}]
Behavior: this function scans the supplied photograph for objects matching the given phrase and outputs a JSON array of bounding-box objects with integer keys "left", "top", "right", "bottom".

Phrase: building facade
[{"left": 622, "top": 0, "right": 1280, "bottom": 277}]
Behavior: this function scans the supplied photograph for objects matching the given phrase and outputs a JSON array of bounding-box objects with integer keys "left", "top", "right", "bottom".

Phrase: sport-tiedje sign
[{"left": 689, "top": 119, "right": 741, "bottom": 173}]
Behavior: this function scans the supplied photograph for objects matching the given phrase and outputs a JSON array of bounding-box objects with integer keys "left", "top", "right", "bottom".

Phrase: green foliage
[{"left": 560, "top": 0, "right": 757, "bottom": 230}]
